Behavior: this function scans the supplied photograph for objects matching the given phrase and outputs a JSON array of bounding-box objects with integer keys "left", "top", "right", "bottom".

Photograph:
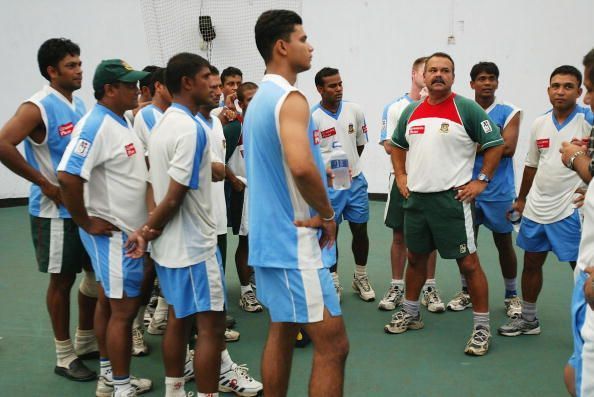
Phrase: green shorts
[
  {"left": 30, "top": 216, "right": 89, "bottom": 274},
  {"left": 384, "top": 178, "right": 405, "bottom": 231},
  {"left": 403, "top": 190, "right": 476, "bottom": 259}
]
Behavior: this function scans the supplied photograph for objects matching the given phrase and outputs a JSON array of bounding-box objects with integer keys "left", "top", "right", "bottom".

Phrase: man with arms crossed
[
  {"left": 0, "top": 38, "right": 97, "bottom": 381},
  {"left": 58, "top": 59, "right": 152, "bottom": 397},
  {"left": 378, "top": 56, "right": 444, "bottom": 312},
  {"left": 388, "top": 52, "right": 503, "bottom": 356},
  {"left": 243, "top": 10, "right": 349, "bottom": 396},
  {"left": 447, "top": 61, "right": 523, "bottom": 317},
  {"left": 498, "top": 65, "right": 592, "bottom": 338},
  {"left": 311, "top": 67, "right": 374, "bottom": 302}
]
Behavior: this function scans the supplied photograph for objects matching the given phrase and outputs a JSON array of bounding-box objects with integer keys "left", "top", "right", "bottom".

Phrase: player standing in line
[
  {"left": 498, "top": 65, "right": 592, "bottom": 337},
  {"left": 447, "top": 61, "right": 523, "bottom": 317},
  {"left": 213, "top": 66, "right": 243, "bottom": 126},
  {"left": 0, "top": 37, "right": 98, "bottom": 382},
  {"left": 378, "top": 56, "right": 444, "bottom": 313},
  {"left": 311, "top": 67, "right": 375, "bottom": 302},
  {"left": 58, "top": 59, "right": 153, "bottom": 397},
  {"left": 244, "top": 10, "right": 349, "bottom": 396}
]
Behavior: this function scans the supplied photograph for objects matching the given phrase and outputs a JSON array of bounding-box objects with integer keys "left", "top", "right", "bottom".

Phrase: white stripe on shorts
[
  {"left": 48, "top": 218, "right": 64, "bottom": 273},
  {"left": 205, "top": 254, "right": 225, "bottom": 311},
  {"left": 108, "top": 232, "right": 124, "bottom": 298},
  {"left": 463, "top": 202, "right": 477, "bottom": 254},
  {"left": 580, "top": 306, "right": 594, "bottom": 396},
  {"left": 302, "top": 269, "right": 324, "bottom": 323}
]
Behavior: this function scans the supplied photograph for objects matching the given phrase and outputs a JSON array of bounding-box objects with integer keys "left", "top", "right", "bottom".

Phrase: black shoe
[
  {"left": 77, "top": 350, "right": 100, "bottom": 360},
  {"left": 226, "top": 314, "right": 236, "bottom": 329},
  {"left": 54, "top": 358, "right": 97, "bottom": 382}
]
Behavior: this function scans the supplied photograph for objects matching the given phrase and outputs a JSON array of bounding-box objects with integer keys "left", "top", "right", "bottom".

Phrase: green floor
[{"left": 0, "top": 202, "right": 574, "bottom": 396}]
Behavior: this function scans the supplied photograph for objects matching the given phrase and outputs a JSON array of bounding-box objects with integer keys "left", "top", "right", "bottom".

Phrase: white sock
[
  {"left": 165, "top": 376, "right": 186, "bottom": 397},
  {"left": 240, "top": 285, "right": 253, "bottom": 295},
  {"left": 100, "top": 358, "right": 113, "bottom": 381},
  {"left": 154, "top": 297, "right": 168, "bottom": 320},
  {"left": 391, "top": 279, "right": 404, "bottom": 286},
  {"left": 133, "top": 305, "right": 146, "bottom": 330},
  {"left": 198, "top": 393, "right": 219, "bottom": 397},
  {"left": 74, "top": 328, "right": 97, "bottom": 355},
  {"left": 55, "top": 338, "right": 77, "bottom": 368},
  {"left": 113, "top": 376, "right": 132, "bottom": 395},
  {"left": 355, "top": 265, "right": 367, "bottom": 276},
  {"left": 220, "top": 349, "right": 233, "bottom": 373},
  {"left": 424, "top": 279, "right": 436, "bottom": 288}
]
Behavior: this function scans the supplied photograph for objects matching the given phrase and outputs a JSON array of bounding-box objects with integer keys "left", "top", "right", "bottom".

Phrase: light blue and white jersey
[
  {"left": 134, "top": 104, "right": 164, "bottom": 154},
  {"left": 311, "top": 100, "right": 368, "bottom": 177},
  {"left": 379, "top": 94, "right": 413, "bottom": 145},
  {"left": 25, "top": 85, "right": 86, "bottom": 218},
  {"left": 244, "top": 74, "right": 328, "bottom": 270},
  {"left": 58, "top": 103, "right": 148, "bottom": 234},
  {"left": 473, "top": 98, "right": 522, "bottom": 202}
]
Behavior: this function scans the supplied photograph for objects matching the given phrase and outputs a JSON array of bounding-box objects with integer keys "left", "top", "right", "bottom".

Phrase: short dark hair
[
  {"left": 550, "top": 65, "right": 582, "bottom": 87},
  {"left": 165, "top": 52, "right": 210, "bottom": 95},
  {"left": 150, "top": 67, "right": 167, "bottom": 90},
  {"left": 255, "top": 10, "right": 302, "bottom": 63},
  {"left": 221, "top": 66, "right": 241, "bottom": 83},
  {"left": 412, "top": 57, "right": 427, "bottom": 70},
  {"left": 37, "top": 38, "right": 80, "bottom": 81},
  {"left": 237, "top": 82, "right": 258, "bottom": 102},
  {"left": 583, "top": 48, "right": 594, "bottom": 83},
  {"left": 314, "top": 67, "right": 339, "bottom": 87},
  {"left": 140, "top": 65, "right": 159, "bottom": 95},
  {"left": 470, "top": 62, "right": 500, "bottom": 81},
  {"left": 209, "top": 65, "right": 220, "bottom": 76},
  {"left": 425, "top": 52, "right": 455, "bottom": 72}
]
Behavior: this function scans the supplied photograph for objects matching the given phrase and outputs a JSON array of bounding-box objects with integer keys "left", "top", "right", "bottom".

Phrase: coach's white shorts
[{"left": 155, "top": 249, "right": 226, "bottom": 318}]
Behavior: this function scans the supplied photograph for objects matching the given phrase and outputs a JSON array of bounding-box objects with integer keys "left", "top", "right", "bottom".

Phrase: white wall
[
  {"left": 0, "top": 0, "right": 151, "bottom": 199},
  {"left": 1, "top": 0, "right": 593, "bottom": 198}
]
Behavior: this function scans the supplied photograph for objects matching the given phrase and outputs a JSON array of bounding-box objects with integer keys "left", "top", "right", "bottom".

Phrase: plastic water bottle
[
  {"left": 508, "top": 209, "right": 521, "bottom": 233},
  {"left": 330, "top": 141, "right": 351, "bottom": 190}
]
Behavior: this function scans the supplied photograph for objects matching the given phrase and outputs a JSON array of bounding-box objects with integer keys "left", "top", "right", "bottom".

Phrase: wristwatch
[
  {"left": 567, "top": 150, "right": 586, "bottom": 170},
  {"left": 477, "top": 173, "right": 490, "bottom": 183}
]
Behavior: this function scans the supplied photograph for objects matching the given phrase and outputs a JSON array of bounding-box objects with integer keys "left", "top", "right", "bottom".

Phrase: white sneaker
[
  {"left": 239, "top": 290, "right": 263, "bottom": 313},
  {"left": 131, "top": 326, "right": 149, "bottom": 357},
  {"left": 113, "top": 388, "right": 137, "bottom": 397},
  {"left": 378, "top": 283, "right": 404, "bottom": 311},
  {"left": 184, "top": 349, "right": 194, "bottom": 382},
  {"left": 352, "top": 273, "right": 376, "bottom": 301},
  {"left": 421, "top": 286, "right": 446, "bottom": 313},
  {"left": 464, "top": 325, "right": 491, "bottom": 356},
  {"left": 384, "top": 309, "right": 424, "bottom": 334},
  {"left": 225, "top": 328, "right": 240, "bottom": 343},
  {"left": 333, "top": 279, "right": 344, "bottom": 303},
  {"left": 447, "top": 291, "right": 472, "bottom": 311},
  {"left": 219, "top": 363, "right": 263, "bottom": 396},
  {"left": 504, "top": 296, "right": 522, "bottom": 318},
  {"left": 147, "top": 315, "right": 167, "bottom": 335},
  {"left": 96, "top": 375, "right": 152, "bottom": 397}
]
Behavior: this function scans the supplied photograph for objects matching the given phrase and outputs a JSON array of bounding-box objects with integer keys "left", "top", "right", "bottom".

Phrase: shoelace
[
  {"left": 471, "top": 328, "right": 490, "bottom": 345},
  {"left": 356, "top": 275, "right": 372, "bottom": 291},
  {"left": 508, "top": 297, "right": 522, "bottom": 308},
  {"left": 132, "top": 327, "right": 144, "bottom": 343},
  {"left": 391, "top": 310, "right": 409, "bottom": 322},
  {"left": 384, "top": 285, "right": 402, "bottom": 301},
  {"left": 243, "top": 291, "right": 260, "bottom": 307},
  {"left": 426, "top": 288, "right": 441, "bottom": 305},
  {"left": 233, "top": 364, "right": 254, "bottom": 381},
  {"left": 453, "top": 291, "right": 469, "bottom": 303}
]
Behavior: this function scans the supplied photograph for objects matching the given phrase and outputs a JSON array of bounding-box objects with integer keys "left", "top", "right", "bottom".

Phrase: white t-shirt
[
  {"left": 311, "top": 101, "right": 368, "bottom": 177},
  {"left": 196, "top": 113, "right": 228, "bottom": 235},
  {"left": 523, "top": 107, "right": 592, "bottom": 224},
  {"left": 379, "top": 94, "right": 413, "bottom": 145},
  {"left": 148, "top": 103, "right": 217, "bottom": 268},
  {"left": 134, "top": 104, "right": 164, "bottom": 155},
  {"left": 58, "top": 103, "right": 148, "bottom": 234}
]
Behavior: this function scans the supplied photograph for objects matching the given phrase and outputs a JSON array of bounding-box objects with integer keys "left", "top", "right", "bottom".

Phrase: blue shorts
[
  {"left": 155, "top": 250, "right": 226, "bottom": 318},
  {"left": 329, "top": 173, "right": 369, "bottom": 224},
  {"left": 475, "top": 200, "right": 514, "bottom": 234},
  {"left": 79, "top": 230, "right": 143, "bottom": 299},
  {"left": 254, "top": 266, "right": 341, "bottom": 323},
  {"left": 568, "top": 269, "right": 594, "bottom": 396},
  {"left": 516, "top": 210, "right": 581, "bottom": 262}
]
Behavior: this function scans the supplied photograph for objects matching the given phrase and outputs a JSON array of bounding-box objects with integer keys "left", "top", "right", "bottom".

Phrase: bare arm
[
  {"left": 382, "top": 141, "right": 393, "bottom": 155},
  {"left": 212, "top": 162, "right": 225, "bottom": 182},
  {"left": 0, "top": 103, "right": 61, "bottom": 204},
  {"left": 391, "top": 147, "right": 409, "bottom": 198},
  {"left": 456, "top": 144, "right": 504, "bottom": 202},
  {"left": 560, "top": 141, "right": 592, "bottom": 184},
  {"left": 225, "top": 166, "right": 245, "bottom": 191},
  {"left": 57, "top": 171, "right": 115, "bottom": 235},
  {"left": 513, "top": 165, "right": 538, "bottom": 214},
  {"left": 500, "top": 113, "right": 521, "bottom": 157}
]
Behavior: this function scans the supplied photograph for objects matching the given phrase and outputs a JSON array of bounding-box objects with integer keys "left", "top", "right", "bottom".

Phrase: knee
[
  {"left": 79, "top": 271, "right": 99, "bottom": 298},
  {"left": 350, "top": 223, "right": 368, "bottom": 239},
  {"left": 392, "top": 230, "right": 405, "bottom": 246},
  {"left": 458, "top": 254, "right": 480, "bottom": 275},
  {"left": 49, "top": 273, "right": 76, "bottom": 291},
  {"left": 317, "top": 333, "right": 349, "bottom": 363}
]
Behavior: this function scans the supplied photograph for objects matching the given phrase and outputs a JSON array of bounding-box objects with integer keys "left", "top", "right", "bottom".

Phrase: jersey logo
[
  {"left": 459, "top": 243, "right": 467, "bottom": 254},
  {"left": 125, "top": 143, "right": 137, "bottom": 157},
  {"left": 313, "top": 129, "right": 321, "bottom": 145},
  {"left": 381, "top": 119, "right": 387, "bottom": 131},
  {"left": 348, "top": 123, "right": 355, "bottom": 134},
  {"left": 58, "top": 122, "right": 74, "bottom": 137},
  {"left": 481, "top": 120, "right": 493, "bottom": 133},
  {"left": 321, "top": 127, "right": 336, "bottom": 139},
  {"left": 440, "top": 122, "right": 449, "bottom": 133},
  {"left": 74, "top": 139, "right": 91, "bottom": 157},
  {"left": 409, "top": 125, "right": 425, "bottom": 135},
  {"left": 536, "top": 138, "right": 550, "bottom": 149}
]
